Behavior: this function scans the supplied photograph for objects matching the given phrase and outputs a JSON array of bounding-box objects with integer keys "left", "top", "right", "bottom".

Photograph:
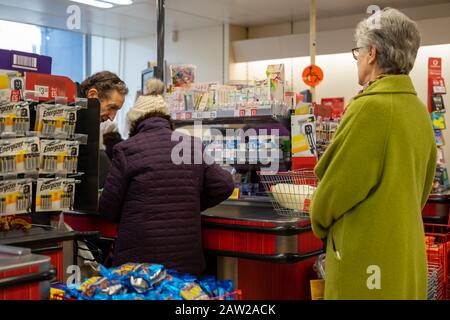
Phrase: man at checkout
[
  {"left": 79, "top": 71, "right": 129, "bottom": 187},
  {"left": 79, "top": 71, "right": 129, "bottom": 122}
]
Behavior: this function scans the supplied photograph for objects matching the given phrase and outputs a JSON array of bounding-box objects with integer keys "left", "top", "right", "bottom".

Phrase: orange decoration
[{"left": 302, "top": 65, "right": 324, "bottom": 87}]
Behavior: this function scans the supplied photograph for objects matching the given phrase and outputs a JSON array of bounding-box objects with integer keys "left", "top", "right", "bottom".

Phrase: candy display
[{"left": 60, "top": 263, "right": 236, "bottom": 300}]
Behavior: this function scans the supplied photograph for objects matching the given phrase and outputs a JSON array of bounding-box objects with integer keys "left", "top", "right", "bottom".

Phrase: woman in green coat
[{"left": 310, "top": 8, "right": 437, "bottom": 300}]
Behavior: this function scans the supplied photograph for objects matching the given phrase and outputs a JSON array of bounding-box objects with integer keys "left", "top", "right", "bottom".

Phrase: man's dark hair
[{"left": 80, "top": 71, "right": 128, "bottom": 100}]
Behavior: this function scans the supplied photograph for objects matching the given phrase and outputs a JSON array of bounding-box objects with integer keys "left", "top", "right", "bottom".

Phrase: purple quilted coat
[{"left": 98, "top": 117, "right": 234, "bottom": 274}]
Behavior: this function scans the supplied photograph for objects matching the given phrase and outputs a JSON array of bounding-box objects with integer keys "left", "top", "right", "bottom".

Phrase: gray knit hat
[{"left": 127, "top": 94, "right": 169, "bottom": 124}]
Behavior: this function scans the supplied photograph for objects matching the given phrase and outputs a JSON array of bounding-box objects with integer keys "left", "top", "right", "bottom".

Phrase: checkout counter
[{"left": 63, "top": 197, "right": 324, "bottom": 300}]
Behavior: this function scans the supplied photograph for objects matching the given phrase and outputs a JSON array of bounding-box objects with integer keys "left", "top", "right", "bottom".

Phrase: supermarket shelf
[
  {"left": 172, "top": 106, "right": 291, "bottom": 128},
  {"left": 174, "top": 115, "right": 290, "bottom": 127}
]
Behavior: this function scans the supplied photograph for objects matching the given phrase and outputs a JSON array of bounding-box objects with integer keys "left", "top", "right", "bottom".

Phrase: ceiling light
[
  {"left": 69, "top": 0, "right": 114, "bottom": 9},
  {"left": 103, "top": 0, "right": 133, "bottom": 4}
]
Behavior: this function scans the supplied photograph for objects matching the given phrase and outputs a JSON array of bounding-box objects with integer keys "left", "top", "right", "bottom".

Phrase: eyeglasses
[{"left": 352, "top": 47, "right": 363, "bottom": 60}]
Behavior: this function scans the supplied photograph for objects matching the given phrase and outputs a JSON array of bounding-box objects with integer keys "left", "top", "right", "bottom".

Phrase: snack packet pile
[{"left": 62, "top": 263, "right": 235, "bottom": 301}]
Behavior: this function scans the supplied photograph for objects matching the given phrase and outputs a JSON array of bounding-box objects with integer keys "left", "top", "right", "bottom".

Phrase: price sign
[
  {"left": 234, "top": 109, "right": 257, "bottom": 117},
  {"left": 10, "top": 90, "right": 21, "bottom": 102},
  {"left": 234, "top": 109, "right": 246, "bottom": 117},
  {"left": 191, "top": 111, "right": 200, "bottom": 119},
  {"left": 50, "top": 87, "right": 58, "bottom": 98},
  {"left": 34, "top": 85, "right": 49, "bottom": 98},
  {"left": 176, "top": 112, "right": 182, "bottom": 120},
  {"left": 185, "top": 112, "right": 191, "bottom": 120},
  {"left": 203, "top": 111, "right": 217, "bottom": 119}
]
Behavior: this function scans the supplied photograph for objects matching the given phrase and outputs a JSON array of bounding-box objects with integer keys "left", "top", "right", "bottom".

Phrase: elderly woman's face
[
  {"left": 356, "top": 48, "right": 370, "bottom": 86},
  {"left": 356, "top": 47, "right": 378, "bottom": 86}
]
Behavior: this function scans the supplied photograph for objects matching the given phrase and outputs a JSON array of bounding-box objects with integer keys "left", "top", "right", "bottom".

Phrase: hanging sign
[{"left": 302, "top": 65, "right": 323, "bottom": 87}]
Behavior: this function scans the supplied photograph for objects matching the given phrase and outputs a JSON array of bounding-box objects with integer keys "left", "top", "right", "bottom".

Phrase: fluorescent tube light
[
  {"left": 103, "top": 0, "right": 133, "bottom": 4},
  {"left": 69, "top": 0, "right": 114, "bottom": 9}
]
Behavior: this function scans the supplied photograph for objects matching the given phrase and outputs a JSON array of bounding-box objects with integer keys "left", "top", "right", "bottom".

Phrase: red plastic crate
[{"left": 424, "top": 223, "right": 450, "bottom": 300}]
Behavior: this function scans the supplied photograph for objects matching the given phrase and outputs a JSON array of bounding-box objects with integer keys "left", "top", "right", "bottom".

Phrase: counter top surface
[
  {"left": 202, "top": 199, "right": 309, "bottom": 225},
  {"left": 65, "top": 198, "right": 309, "bottom": 225},
  {"left": 0, "top": 227, "right": 76, "bottom": 245}
]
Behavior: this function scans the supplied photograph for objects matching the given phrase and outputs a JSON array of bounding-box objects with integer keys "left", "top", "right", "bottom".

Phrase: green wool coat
[{"left": 310, "top": 75, "right": 437, "bottom": 300}]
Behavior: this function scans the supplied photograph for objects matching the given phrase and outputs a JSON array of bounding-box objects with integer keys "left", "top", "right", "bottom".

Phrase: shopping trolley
[
  {"left": 424, "top": 223, "right": 450, "bottom": 300},
  {"left": 258, "top": 169, "right": 318, "bottom": 218}
]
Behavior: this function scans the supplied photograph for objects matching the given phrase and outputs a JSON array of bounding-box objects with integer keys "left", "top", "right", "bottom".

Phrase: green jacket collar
[{"left": 354, "top": 74, "right": 417, "bottom": 100}]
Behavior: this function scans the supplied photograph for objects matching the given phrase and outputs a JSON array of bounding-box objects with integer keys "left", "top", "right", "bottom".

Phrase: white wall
[
  {"left": 234, "top": 9, "right": 450, "bottom": 63},
  {"left": 231, "top": 44, "right": 450, "bottom": 165},
  {"left": 90, "top": 36, "right": 121, "bottom": 75}
]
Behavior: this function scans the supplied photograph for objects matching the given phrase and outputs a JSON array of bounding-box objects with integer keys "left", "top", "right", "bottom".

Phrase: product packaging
[
  {"left": 291, "top": 114, "right": 317, "bottom": 157},
  {"left": 432, "top": 94, "right": 445, "bottom": 113},
  {"left": 39, "top": 140, "right": 79, "bottom": 174},
  {"left": 35, "top": 104, "right": 77, "bottom": 138},
  {"left": 266, "top": 64, "right": 285, "bottom": 102},
  {"left": 170, "top": 65, "right": 196, "bottom": 88},
  {"left": 0, "top": 137, "right": 40, "bottom": 175},
  {"left": 0, "top": 179, "right": 32, "bottom": 215},
  {"left": 36, "top": 178, "right": 75, "bottom": 212},
  {"left": 432, "top": 112, "right": 446, "bottom": 130},
  {"left": 0, "top": 101, "right": 30, "bottom": 135},
  {"left": 435, "top": 129, "right": 445, "bottom": 146}
]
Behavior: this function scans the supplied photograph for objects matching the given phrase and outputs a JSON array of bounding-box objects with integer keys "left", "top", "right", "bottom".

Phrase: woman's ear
[
  {"left": 87, "top": 88, "right": 99, "bottom": 99},
  {"left": 368, "top": 47, "right": 377, "bottom": 65}
]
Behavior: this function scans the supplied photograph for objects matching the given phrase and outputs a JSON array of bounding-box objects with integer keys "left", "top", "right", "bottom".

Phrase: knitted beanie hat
[{"left": 127, "top": 94, "right": 169, "bottom": 124}]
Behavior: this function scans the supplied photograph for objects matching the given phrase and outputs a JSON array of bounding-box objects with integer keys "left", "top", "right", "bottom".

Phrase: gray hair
[
  {"left": 80, "top": 71, "right": 128, "bottom": 100},
  {"left": 145, "top": 79, "right": 165, "bottom": 96},
  {"left": 355, "top": 8, "right": 421, "bottom": 74}
]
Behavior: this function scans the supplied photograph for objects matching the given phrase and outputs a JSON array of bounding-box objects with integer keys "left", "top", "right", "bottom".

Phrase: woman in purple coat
[{"left": 99, "top": 79, "right": 234, "bottom": 274}]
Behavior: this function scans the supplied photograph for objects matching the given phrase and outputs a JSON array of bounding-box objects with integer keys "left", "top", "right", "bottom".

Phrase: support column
[
  {"left": 156, "top": 0, "right": 165, "bottom": 81},
  {"left": 309, "top": 0, "right": 317, "bottom": 102}
]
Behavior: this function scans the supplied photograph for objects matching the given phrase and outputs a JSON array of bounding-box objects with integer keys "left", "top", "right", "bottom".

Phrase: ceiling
[{"left": 0, "top": 0, "right": 449, "bottom": 39}]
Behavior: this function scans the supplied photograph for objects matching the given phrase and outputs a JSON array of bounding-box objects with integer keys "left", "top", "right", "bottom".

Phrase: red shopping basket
[{"left": 424, "top": 223, "right": 450, "bottom": 300}]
